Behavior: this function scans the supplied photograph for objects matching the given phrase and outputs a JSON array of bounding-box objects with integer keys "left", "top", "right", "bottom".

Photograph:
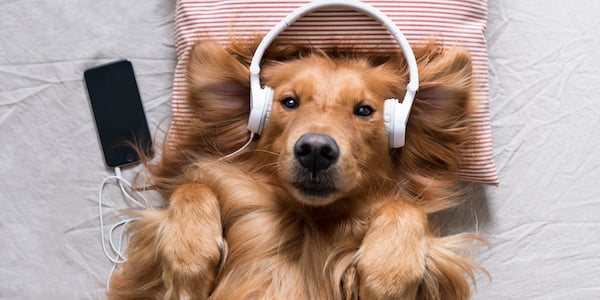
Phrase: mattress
[{"left": 1, "top": 0, "right": 599, "bottom": 299}]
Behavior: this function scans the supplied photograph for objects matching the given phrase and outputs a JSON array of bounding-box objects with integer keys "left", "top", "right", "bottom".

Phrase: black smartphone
[{"left": 84, "top": 60, "right": 153, "bottom": 168}]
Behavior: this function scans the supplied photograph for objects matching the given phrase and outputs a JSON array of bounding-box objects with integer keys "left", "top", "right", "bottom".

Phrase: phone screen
[{"left": 84, "top": 60, "right": 153, "bottom": 167}]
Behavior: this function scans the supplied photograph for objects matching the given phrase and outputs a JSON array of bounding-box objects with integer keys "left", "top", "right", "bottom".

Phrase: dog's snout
[{"left": 294, "top": 134, "right": 340, "bottom": 173}]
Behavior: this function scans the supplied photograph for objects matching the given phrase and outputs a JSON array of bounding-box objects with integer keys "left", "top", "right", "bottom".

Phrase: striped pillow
[{"left": 171, "top": 0, "right": 499, "bottom": 185}]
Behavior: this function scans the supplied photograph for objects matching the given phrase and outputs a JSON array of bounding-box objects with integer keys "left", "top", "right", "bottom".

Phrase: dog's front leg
[
  {"left": 354, "top": 201, "right": 430, "bottom": 300},
  {"left": 108, "top": 183, "right": 224, "bottom": 300},
  {"left": 353, "top": 200, "right": 478, "bottom": 300},
  {"left": 158, "top": 183, "right": 225, "bottom": 299}
]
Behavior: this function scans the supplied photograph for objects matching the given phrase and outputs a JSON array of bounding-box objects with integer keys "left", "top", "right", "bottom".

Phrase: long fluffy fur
[{"left": 108, "top": 37, "right": 487, "bottom": 300}]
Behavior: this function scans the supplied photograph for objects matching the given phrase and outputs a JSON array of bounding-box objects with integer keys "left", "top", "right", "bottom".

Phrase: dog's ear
[
  {"left": 413, "top": 44, "right": 472, "bottom": 113},
  {"left": 183, "top": 40, "right": 251, "bottom": 155},
  {"left": 397, "top": 43, "right": 474, "bottom": 177},
  {"left": 144, "top": 40, "right": 253, "bottom": 198}
]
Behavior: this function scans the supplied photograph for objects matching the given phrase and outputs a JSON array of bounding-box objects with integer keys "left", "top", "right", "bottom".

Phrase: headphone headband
[{"left": 250, "top": 0, "right": 419, "bottom": 97}]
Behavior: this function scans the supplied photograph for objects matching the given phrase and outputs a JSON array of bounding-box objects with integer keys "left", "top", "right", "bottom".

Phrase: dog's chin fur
[
  {"left": 108, "top": 37, "right": 488, "bottom": 300},
  {"left": 293, "top": 193, "right": 339, "bottom": 207}
]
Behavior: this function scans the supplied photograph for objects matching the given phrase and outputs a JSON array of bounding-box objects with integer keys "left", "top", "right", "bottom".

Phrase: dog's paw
[
  {"left": 418, "top": 233, "right": 484, "bottom": 300},
  {"left": 355, "top": 201, "right": 483, "bottom": 300},
  {"left": 355, "top": 201, "right": 429, "bottom": 300},
  {"left": 158, "top": 183, "right": 225, "bottom": 300}
]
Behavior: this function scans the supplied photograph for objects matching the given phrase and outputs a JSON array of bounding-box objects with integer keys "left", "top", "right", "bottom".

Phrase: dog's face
[{"left": 259, "top": 56, "right": 398, "bottom": 206}]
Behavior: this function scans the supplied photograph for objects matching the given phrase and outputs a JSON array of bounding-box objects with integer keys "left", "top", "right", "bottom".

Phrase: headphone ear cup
[
  {"left": 247, "top": 86, "right": 273, "bottom": 135},
  {"left": 383, "top": 98, "right": 409, "bottom": 148}
]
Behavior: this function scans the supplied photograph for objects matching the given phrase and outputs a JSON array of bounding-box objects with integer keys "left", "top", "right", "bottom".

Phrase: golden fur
[{"left": 108, "top": 37, "right": 486, "bottom": 300}]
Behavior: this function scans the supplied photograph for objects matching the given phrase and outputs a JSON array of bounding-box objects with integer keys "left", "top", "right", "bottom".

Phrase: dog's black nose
[{"left": 294, "top": 134, "right": 340, "bottom": 173}]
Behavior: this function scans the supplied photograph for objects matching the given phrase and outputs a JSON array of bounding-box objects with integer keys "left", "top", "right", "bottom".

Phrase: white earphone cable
[
  {"left": 98, "top": 166, "right": 152, "bottom": 290},
  {"left": 221, "top": 132, "right": 255, "bottom": 160}
]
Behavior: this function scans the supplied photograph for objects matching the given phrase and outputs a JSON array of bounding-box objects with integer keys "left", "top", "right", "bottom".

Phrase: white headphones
[{"left": 248, "top": 0, "right": 419, "bottom": 148}]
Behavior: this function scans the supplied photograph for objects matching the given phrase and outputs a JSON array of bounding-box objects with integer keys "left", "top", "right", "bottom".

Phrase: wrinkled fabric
[
  {"left": 480, "top": 0, "right": 600, "bottom": 299},
  {"left": 0, "top": 0, "right": 599, "bottom": 299},
  {"left": 0, "top": 1, "right": 175, "bottom": 299}
]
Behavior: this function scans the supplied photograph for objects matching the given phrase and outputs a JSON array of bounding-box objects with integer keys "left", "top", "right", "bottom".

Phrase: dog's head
[
  {"left": 257, "top": 54, "right": 398, "bottom": 206},
  {"left": 180, "top": 39, "right": 473, "bottom": 207}
]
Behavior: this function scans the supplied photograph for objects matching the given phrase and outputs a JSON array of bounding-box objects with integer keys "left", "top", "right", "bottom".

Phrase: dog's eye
[
  {"left": 354, "top": 105, "right": 374, "bottom": 117},
  {"left": 280, "top": 97, "right": 299, "bottom": 109}
]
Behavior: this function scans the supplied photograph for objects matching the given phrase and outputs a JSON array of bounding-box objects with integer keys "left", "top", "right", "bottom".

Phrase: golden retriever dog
[{"left": 107, "top": 37, "right": 485, "bottom": 300}]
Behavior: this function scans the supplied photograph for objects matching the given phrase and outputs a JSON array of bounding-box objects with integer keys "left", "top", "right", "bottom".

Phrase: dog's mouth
[{"left": 293, "top": 176, "right": 337, "bottom": 198}]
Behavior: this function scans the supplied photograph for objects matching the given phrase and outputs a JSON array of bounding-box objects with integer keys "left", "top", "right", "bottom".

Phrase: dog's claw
[
  {"left": 216, "top": 237, "right": 228, "bottom": 277},
  {"left": 340, "top": 260, "right": 360, "bottom": 300}
]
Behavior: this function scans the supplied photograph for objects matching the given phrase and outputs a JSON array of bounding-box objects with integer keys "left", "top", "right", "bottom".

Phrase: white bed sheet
[{"left": 1, "top": 0, "right": 599, "bottom": 299}]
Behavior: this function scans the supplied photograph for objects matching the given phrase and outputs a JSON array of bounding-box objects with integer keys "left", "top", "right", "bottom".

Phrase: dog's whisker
[
  {"left": 251, "top": 148, "right": 281, "bottom": 157},
  {"left": 250, "top": 161, "right": 280, "bottom": 173}
]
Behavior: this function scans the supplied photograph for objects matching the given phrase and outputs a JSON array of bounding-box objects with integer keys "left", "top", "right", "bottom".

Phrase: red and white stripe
[{"left": 170, "top": 0, "right": 499, "bottom": 185}]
